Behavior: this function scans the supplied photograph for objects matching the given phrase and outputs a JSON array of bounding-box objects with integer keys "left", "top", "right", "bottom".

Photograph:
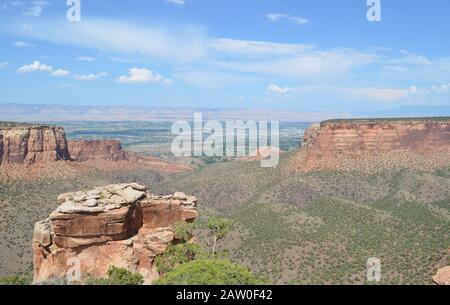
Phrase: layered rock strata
[
  {"left": 292, "top": 118, "right": 450, "bottom": 172},
  {"left": 0, "top": 123, "right": 70, "bottom": 165},
  {"left": 33, "top": 183, "right": 198, "bottom": 284}
]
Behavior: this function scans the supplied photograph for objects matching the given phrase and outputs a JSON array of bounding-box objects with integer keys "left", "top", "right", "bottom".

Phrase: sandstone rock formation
[
  {"left": 303, "top": 118, "right": 450, "bottom": 154},
  {"left": 291, "top": 118, "right": 450, "bottom": 172},
  {"left": 68, "top": 139, "right": 191, "bottom": 173},
  {"left": 68, "top": 140, "right": 126, "bottom": 162},
  {"left": 0, "top": 122, "right": 70, "bottom": 165},
  {"left": 33, "top": 183, "right": 198, "bottom": 284}
]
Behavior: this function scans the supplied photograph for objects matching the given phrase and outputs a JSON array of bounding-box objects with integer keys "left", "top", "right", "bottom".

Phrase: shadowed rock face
[
  {"left": 0, "top": 124, "right": 70, "bottom": 165},
  {"left": 32, "top": 183, "right": 198, "bottom": 284}
]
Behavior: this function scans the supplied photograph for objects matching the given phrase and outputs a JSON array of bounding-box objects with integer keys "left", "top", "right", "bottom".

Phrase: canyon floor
[{"left": 1, "top": 152, "right": 449, "bottom": 284}]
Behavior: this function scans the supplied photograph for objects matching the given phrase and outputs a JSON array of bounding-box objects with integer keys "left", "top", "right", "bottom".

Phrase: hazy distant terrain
[
  {"left": 0, "top": 103, "right": 351, "bottom": 122},
  {"left": 1, "top": 103, "right": 449, "bottom": 123}
]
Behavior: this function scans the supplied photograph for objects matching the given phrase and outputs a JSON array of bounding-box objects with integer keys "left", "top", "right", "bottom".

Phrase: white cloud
[
  {"left": 12, "top": 41, "right": 36, "bottom": 47},
  {"left": 212, "top": 48, "right": 378, "bottom": 82},
  {"left": 0, "top": 62, "right": 8, "bottom": 69},
  {"left": 173, "top": 70, "right": 253, "bottom": 89},
  {"left": 118, "top": 68, "right": 172, "bottom": 84},
  {"left": 23, "top": 1, "right": 49, "bottom": 17},
  {"left": 11, "top": 18, "right": 208, "bottom": 64},
  {"left": 50, "top": 69, "right": 71, "bottom": 77},
  {"left": 166, "top": 0, "right": 186, "bottom": 6},
  {"left": 75, "top": 56, "right": 96, "bottom": 62},
  {"left": 210, "top": 39, "right": 312, "bottom": 56},
  {"left": 267, "top": 84, "right": 291, "bottom": 94},
  {"left": 16, "top": 60, "right": 106, "bottom": 81},
  {"left": 17, "top": 60, "right": 53, "bottom": 73},
  {"left": 266, "top": 13, "right": 309, "bottom": 26},
  {"left": 432, "top": 83, "right": 450, "bottom": 93},
  {"left": 343, "top": 87, "right": 414, "bottom": 102},
  {"left": 72, "top": 72, "right": 108, "bottom": 81}
]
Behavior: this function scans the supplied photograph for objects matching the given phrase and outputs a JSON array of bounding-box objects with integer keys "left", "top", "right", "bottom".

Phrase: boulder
[
  {"left": 433, "top": 266, "right": 450, "bottom": 285},
  {"left": 33, "top": 183, "right": 198, "bottom": 284}
]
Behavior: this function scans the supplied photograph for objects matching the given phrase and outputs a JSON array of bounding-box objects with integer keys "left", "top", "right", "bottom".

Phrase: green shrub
[
  {"left": 155, "top": 243, "right": 200, "bottom": 274},
  {"left": 0, "top": 274, "right": 32, "bottom": 285},
  {"left": 171, "top": 221, "right": 194, "bottom": 242},
  {"left": 155, "top": 258, "right": 264, "bottom": 285},
  {"left": 85, "top": 266, "right": 144, "bottom": 285}
]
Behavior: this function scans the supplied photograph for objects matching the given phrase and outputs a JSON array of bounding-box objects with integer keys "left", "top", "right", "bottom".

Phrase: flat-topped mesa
[
  {"left": 68, "top": 140, "right": 126, "bottom": 162},
  {"left": 293, "top": 118, "right": 450, "bottom": 172},
  {"left": 304, "top": 118, "right": 450, "bottom": 154},
  {"left": 33, "top": 183, "right": 198, "bottom": 284},
  {"left": 67, "top": 139, "right": 192, "bottom": 173},
  {"left": 0, "top": 123, "right": 70, "bottom": 165}
]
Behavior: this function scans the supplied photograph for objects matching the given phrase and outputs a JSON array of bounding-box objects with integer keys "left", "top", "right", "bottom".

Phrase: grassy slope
[
  {"left": 154, "top": 154, "right": 450, "bottom": 285},
  {"left": 0, "top": 154, "right": 449, "bottom": 284}
]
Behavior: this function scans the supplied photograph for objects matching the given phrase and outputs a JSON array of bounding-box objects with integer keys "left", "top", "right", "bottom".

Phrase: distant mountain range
[{"left": 0, "top": 103, "right": 448, "bottom": 122}]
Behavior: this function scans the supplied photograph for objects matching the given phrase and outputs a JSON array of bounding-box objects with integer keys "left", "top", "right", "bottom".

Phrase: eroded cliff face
[
  {"left": 33, "top": 183, "right": 198, "bottom": 284},
  {"left": 68, "top": 139, "right": 191, "bottom": 173},
  {"left": 0, "top": 124, "right": 70, "bottom": 165},
  {"left": 291, "top": 118, "right": 450, "bottom": 172},
  {"left": 68, "top": 140, "right": 126, "bottom": 162},
  {"left": 304, "top": 119, "right": 450, "bottom": 155}
]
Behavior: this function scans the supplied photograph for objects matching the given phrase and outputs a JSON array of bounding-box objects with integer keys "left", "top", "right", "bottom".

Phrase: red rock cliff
[
  {"left": 0, "top": 123, "right": 70, "bottom": 165},
  {"left": 68, "top": 140, "right": 126, "bottom": 162},
  {"left": 68, "top": 139, "right": 191, "bottom": 173},
  {"left": 292, "top": 118, "right": 450, "bottom": 172},
  {"left": 304, "top": 118, "right": 450, "bottom": 155},
  {"left": 33, "top": 183, "right": 198, "bottom": 284}
]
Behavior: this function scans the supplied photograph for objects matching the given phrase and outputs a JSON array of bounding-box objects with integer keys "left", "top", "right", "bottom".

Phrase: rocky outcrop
[
  {"left": 68, "top": 139, "right": 191, "bottom": 173},
  {"left": 0, "top": 123, "right": 70, "bottom": 165},
  {"left": 33, "top": 183, "right": 198, "bottom": 284},
  {"left": 433, "top": 266, "right": 450, "bottom": 285},
  {"left": 291, "top": 118, "right": 450, "bottom": 172},
  {"left": 68, "top": 140, "right": 126, "bottom": 162},
  {"left": 303, "top": 118, "right": 450, "bottom": 155}
]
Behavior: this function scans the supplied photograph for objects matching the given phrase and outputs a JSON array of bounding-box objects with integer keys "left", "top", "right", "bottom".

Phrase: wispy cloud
[
  {"left": 12, "top": 40, "right": 36, "bottom": 47},
  {"left": 267, "top": 84, "right": 291, "bottom": 94},
  {"left": 23, "top": 1, "right": 50, "bottom": 17},
  {"left": 75, "top": 56, "right": 96, "bottom": 62},
  {"left": 166, "top": 0, "right": 186, "bottom": 6},
  {"left": 118, "top": 68, "right": 172, "bottom": 84},
  {"left": 0, "top": 62, "right": 8, "bottom": 69},
  {"left": 72, "top": 72, "right": 108, "bottom": 81},
  {"left": 50, "top": 69, "right": 71, "bottom": 77},
  {"left": 11, "top": 18, "right": 208, "bottom": 63},
  {"left": 266, "top": 13, "right": 309, "bottom": 26}
]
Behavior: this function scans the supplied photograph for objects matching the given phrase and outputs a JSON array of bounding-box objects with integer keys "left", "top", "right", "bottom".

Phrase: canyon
[
  {"left": 291, "top": 118, "right": 450, "bottom": 172},
  {"left": 33, "top": 183, "right": 198, "bottom": 284}
]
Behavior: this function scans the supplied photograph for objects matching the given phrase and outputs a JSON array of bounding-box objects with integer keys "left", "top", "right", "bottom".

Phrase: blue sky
[{"left": 0, "top": 0, "right": 450, "bottom": 112}]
